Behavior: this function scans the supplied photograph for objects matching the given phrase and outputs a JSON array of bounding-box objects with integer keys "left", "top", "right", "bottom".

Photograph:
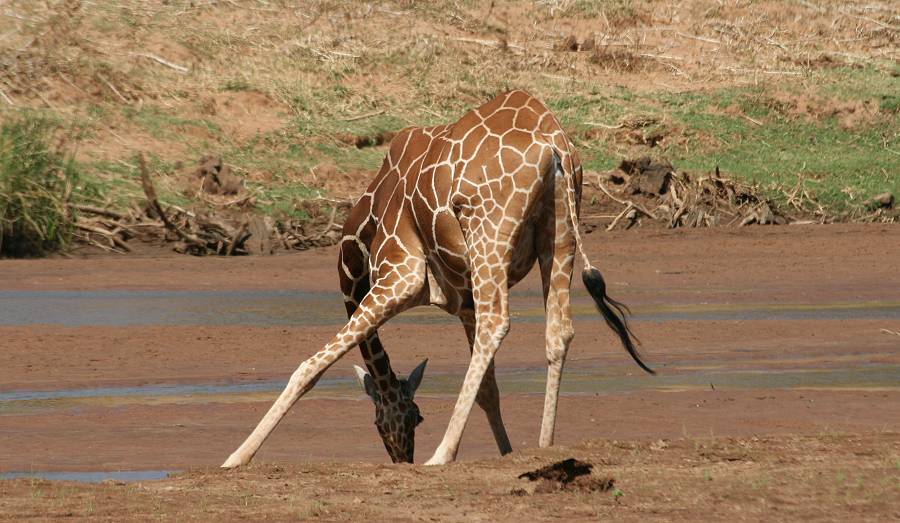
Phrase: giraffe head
[{"left": 354, "top": 359, "right": 427, "bottom": 463}]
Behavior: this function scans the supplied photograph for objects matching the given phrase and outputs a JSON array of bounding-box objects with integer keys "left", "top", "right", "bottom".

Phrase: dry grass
[{"left": 0, "top": 0, "right": 896, "bottom": 238}]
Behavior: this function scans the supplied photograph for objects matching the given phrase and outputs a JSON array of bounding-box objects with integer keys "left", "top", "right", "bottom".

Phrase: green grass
[
  {"left": 0, "top": 112, "right": 85, "bottom": 257},
  {"left": 70, "top": 61, "right": 897, "bottom": 225},
  {"left": 123, "top": 106, "right": 221, "bottom": 142},
  {"left": 552, "top": 66, "right": 899, "bottom": 213}
]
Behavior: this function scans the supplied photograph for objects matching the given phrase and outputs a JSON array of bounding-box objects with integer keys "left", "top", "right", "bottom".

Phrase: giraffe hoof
[
  {"left": 424, "top": 452, "right": 452, "bottom": 466},
  {"left": 221, "top": 453, "right": 248, "bottom": 469}
]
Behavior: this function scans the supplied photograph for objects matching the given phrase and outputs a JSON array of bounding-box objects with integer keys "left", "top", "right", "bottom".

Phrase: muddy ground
[{"left": 1, "top": 224, "right": 899, "bottom": 520}]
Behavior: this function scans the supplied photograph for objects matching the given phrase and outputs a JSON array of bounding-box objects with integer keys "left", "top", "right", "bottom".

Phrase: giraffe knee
[
  {"left": 546, "top": 325, "right": 574, "bottom": 364},
  {"left": 477, "top": 314, "right": 510, "bottom": 351}
]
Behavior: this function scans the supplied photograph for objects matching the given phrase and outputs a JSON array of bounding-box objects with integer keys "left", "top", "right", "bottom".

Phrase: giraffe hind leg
[
  {"left": 222, "top": 255, "right": 426, "bottom": 468},
  {"left": 462, "top": 315, "right": 512, "bottom": 455},
  {"left": 426, "top": 264, "right": 511, "bottom": 465},
  {"left": 536, "top": 167, "right": 577, "bottom": 448}
]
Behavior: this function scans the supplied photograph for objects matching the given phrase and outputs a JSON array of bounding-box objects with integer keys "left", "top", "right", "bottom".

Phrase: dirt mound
[
  {"left": 516, "top": 458, "right": 615, "bottom": 494},
  {"left": 757, "top": 93, "right": 882, "bottom": 129},
  {"left": 335, "top": 130, "right": 397, "bottom": 149},
  {"left": 205, "top": 91, "right": 286, "bottom": 142},
  {"left": 194, "top": 156, "right": 244, "bottom": 196},
  {"left": 589, "top": 47, "right": 655, "bottom": 73},
  {"left": 580, "top": 114, "right": 690, "bottom": 150}
]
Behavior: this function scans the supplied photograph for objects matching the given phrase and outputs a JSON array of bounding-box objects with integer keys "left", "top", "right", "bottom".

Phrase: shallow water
[
  {"left": 0, "top": 470, "right": 175, "bottom": 483},
  {"left": 2, "top": 365, "right": 897, "bottom": 415},
  {"left": 2, "top": 290, "right": 899, "bottom": 326}
]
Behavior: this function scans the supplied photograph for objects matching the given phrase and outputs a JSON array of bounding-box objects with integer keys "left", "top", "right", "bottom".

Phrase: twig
[
  {"left": 198, "top": 193, "right": 255, "bottom": 207},
  {"left": 138, "top": 154, "right": 206, "bottom": 247},
  {"left": 738, "top": 112, "right": 763, "bottom": 126},
  {"left": 675, "top": 32, "right": 721, "bottom": 45},
  {"left": 841, "top": 11, "right": 900, "bottom": 31},
  {"left": 880, "top": 328, "right": 900, "bottom": 337},
  {"left": 75, "top": 223, "right": 131, "bottom": 252},
  {"left": 0, "top": 87, "right": 14, "bottom": 106},
  {"left": 606, "top": 203, "right": 634, "bottom": 231},
  {"left": 97, "top": 73, "right": 129, "bottom": 103},
  {"left": 451, "top": 37, "right": 525, "bottom": 52},
  {"left": 70, "top": 203, "right": 127, "bottom": 220},
  {"left": 593, "top": 180, "right": 658, "bottom": 220},
  {"left": 76, "top": 233, "right": 125, "bottom": 254},
  {"left": 340, "top": 109, "right": 385, "bottom": 122},
  {"left": 226, "top": 220, "right": 249, "bottom": 256},
  {"left": 584, "top": 121, "right": 624, "bottom": 130},
  {"left": 57, "top": 72, "right": 87, "bottom": 94},
  {"left": 129, "top": 52, "right": 189, "bottom": 74},
  {"left": 312, "top": 204, "right": 340, "bottom": 242},
  {"left": 33, "top": 89, "right": 57, "bottom": 110},
  {"left": 723, "top": 66, "right": 804, "bottom": 76}
]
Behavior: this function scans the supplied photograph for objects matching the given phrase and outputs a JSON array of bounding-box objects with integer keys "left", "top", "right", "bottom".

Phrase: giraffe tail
[
  {"left": 553, "top": 150, "right": 655, "bottom": 375},
  {"left": 581, "top": 267, "right": 654, "bottom": 374}
]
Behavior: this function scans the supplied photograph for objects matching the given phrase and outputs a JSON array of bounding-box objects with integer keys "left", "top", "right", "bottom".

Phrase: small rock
[
  {"left": 579, "top": 37, "right": 595, "bottom": 52},
  {"left": 868, "top": 192, "right": 894, "bottom": 209},
  {"left": 557, "top": 35, "right": 579, "bottom": 52},
  {"left": 518, "top": 458, "right": 592, "bottom": 483},
  {"left": 619, "top": 156, "right": 672, "bottom": 195}
]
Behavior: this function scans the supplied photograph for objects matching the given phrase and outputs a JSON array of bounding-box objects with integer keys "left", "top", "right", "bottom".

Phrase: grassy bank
[{"left": 0, "top": 0, "right": 896, "bottom": 245}]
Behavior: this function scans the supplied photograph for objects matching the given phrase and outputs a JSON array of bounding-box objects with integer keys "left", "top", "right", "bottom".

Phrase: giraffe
[{"left": 222, "top": 90, "right": 652, "bottom": 468}]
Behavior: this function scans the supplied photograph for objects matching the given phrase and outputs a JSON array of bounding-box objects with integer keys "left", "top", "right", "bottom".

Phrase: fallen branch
[
  {"left": 75, "top": 223, "right": 131, "bottom": 252},
  {"left": 139, "top": 154, "right": 206, "bottom": 248},
  {"left": 70, "top": 203, "right": 127, "bottom": 221},
  {"left": 584, "top": 121, "right": 624, "bottom": 130},
  {"left": 593, "top": 179, "right": 658, "bottom": 220},
  {"left": 606, "top": 203, "right": 634, "bottom": 231},
  {"left": 96, "top": 73, "right": 130, "bottom": 103}
]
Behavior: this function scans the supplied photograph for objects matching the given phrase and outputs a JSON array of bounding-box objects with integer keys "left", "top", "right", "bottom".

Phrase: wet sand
[{"left": 1, "top": 224, "right": 898, "bottom": 474}]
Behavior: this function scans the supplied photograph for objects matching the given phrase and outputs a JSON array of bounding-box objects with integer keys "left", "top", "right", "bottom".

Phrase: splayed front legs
[{"left": 222, "top": 261, "right": 425, "bottom": 468}]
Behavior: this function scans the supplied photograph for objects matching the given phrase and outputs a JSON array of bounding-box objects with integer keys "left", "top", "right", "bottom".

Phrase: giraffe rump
[{"left": 581, "top": 267, "right": 654, "bottom": 375}]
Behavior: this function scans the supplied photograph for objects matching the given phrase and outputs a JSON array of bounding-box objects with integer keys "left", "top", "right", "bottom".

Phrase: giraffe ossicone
[{"left": 221, "top": 90, "right": 653, "bottom": 469}]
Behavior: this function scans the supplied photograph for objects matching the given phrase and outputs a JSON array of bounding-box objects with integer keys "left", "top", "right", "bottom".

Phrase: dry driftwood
[
  {"left": 70, "top": 153, "right": 355, "bottom": 256},
  {"left": 594, "top": 158, "right": 799, "bottom": 230}
]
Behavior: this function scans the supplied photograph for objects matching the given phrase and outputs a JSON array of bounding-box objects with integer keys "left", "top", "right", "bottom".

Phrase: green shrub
[{"left": 0, "top": 114, "right": 79, "bottom": 257}]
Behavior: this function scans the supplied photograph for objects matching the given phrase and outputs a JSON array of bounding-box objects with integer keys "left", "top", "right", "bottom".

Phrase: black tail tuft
[{"left": 582, "top": 267, "right": 655, "bottom": 375}]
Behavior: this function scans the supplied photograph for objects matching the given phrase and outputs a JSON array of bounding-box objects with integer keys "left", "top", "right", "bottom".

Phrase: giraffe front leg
[
  {"left": 222, "top": 260, "right": 425, "bottom": 468},
  {"left": 461, "top": 315, "right": 512, "bottom": 456}
]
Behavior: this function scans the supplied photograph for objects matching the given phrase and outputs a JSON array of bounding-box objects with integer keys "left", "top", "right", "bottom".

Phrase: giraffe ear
[
  {"left": 354, "top": 365, "right": 377, "bottom": 402},
  {"left": 407, "top": 359, "right": 428, "bottom": 398}
]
